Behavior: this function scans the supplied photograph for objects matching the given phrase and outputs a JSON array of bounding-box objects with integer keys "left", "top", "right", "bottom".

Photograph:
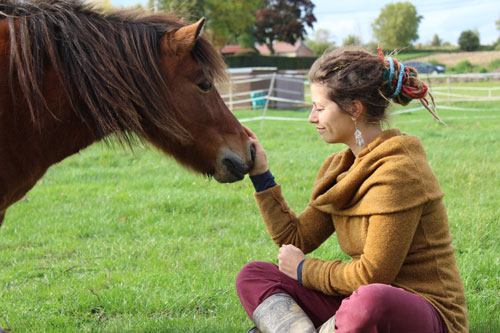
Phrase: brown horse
[{"left": 0, "top": 0, "right": 254, "bottom": 225}]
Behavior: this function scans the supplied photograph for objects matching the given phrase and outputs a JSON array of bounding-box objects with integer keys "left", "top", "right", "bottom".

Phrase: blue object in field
[{"left": 251, "top": 92, "right": 266, "bottom": 110}]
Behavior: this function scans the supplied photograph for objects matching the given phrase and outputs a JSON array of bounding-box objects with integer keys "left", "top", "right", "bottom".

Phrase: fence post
[
  {"left": 261, "top": 72, "right": 277, "bottom": 130},
  {"left": 447, "top": 76, "right": 451, "bottom": 105}
]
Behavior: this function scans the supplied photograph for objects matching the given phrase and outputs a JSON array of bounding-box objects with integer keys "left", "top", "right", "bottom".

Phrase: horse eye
[{"left": 196, "top": 80, "right": 212, "bottom": 92}]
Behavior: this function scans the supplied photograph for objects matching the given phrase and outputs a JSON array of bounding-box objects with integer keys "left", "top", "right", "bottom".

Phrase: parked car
[{"left": 402, "top": 61, "right": 446, "bottom": 74}]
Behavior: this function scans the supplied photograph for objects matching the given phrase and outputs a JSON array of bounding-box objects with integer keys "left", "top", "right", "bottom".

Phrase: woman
[{"left": 236, "top": 48, "right": 468, "bottom": 333}]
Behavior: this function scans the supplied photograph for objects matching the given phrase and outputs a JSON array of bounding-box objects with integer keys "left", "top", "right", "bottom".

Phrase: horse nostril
[
  {"left": 250, "top": 143, "right": 256, "bottom": 162},
  {"left": 222, "top": 154, "right": 246, "bottom": 176},
  {"left": 222, "top": 157, "right": 236, "bottom": 173}
]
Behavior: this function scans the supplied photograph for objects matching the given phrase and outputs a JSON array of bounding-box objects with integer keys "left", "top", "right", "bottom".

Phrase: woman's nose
[{"left": 308, "top": 109, "right": 317, "bottom": 123}]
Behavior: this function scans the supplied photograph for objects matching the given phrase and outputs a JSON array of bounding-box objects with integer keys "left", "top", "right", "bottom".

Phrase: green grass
[{"left": 1, "top": 101, "right": 500, "bottom": 332}]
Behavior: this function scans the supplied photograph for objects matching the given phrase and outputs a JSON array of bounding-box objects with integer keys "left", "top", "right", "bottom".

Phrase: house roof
[
  {"left": 257, "top": 41, "right": 312, "bottom": 55},
  {"left": 221, "top": 44, "right": 255, "bottom": 54},
  {"left": 221, "top": 41, "right": 314, "bottom": 56}
]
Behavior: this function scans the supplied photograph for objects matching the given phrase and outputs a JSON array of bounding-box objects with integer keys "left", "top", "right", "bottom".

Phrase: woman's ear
[{"left": 350, "top": 100, "right": 364, "bottom": 121}]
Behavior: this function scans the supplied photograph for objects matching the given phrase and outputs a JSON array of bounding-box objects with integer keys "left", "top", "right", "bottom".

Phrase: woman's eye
[{"left": 197, "top": 80, "right": 212, "bottom": 92}]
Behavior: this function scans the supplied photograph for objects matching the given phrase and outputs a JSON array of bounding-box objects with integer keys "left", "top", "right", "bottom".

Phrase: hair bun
[{"left": 382, "top": 57, "right": 444, "bottom": 123}]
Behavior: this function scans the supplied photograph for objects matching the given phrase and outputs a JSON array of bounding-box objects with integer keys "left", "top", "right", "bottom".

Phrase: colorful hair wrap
[
  {"left": 391, "top": 63, "right": 404, "bottom": 98},
  {"left": 387, "top": 57, "right": 395, "bottom": 88},
  {"left": 328, "top": 64, "right": 345, "bottom": 74},
  {"left": 379, "top": 48, "right": 444, "bottom": 124},
  {"left": 377, "top": 44, "right": 385, "bottom": 60}
]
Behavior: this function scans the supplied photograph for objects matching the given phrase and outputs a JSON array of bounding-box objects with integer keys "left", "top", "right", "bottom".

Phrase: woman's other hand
[
  {"left": 278, "top": 244, "right": 306, "bottom": 280},
  {"left": 242, "top": 125, "right": 269, "bottom": 176}
]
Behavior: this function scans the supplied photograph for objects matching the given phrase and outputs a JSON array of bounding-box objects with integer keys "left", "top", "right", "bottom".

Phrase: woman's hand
[
  {"left": 242, "top": 125, "right": 269, "bottom": 176},
  {"left": 278, "top": 244, "right": 306, "bottom": 280}
]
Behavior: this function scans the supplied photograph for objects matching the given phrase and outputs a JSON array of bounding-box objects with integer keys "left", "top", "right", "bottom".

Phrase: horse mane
[{"left": 0, "top": 0, "right": 227, "bottom": 145}]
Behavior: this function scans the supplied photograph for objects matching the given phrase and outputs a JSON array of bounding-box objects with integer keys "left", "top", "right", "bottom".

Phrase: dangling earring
[{"left": 354, "top": 122, "right": 365, "bottom": 146}]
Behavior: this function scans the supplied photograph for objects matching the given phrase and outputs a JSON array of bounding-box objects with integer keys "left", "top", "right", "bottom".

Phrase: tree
[
  {"left": 254, "top": 0, "right": 316, "bottom": 55},
  {"left": 372, "top": 2, "right": 422, "bottom": 49},
  {"left": 306, "top": 29, "right": 335, "bottom": 56},
  {"left": 90, "top": 0, "right": 114, "bottom": 12},
  {"left": 237, "top": 28, "right": 259, "bottom": 51},
  {"left": 430, "top": 34, "right": 442, "bottom": 47},
  {"left": 155, "top": 0, "right": 261, "bottom": 50},
  {"left": 495, "top": 15, "right": 500, "bottom": 50},
  {"left": 149, "top": 0, "right": 200, "bottom": 19},
  {"left": 204, "top": 0, "right": 262, "bottom": 49},
  {"left": 458, "top": 30, "right": 480, "bottom": 51},
  {"left": 343, "top": 34, "right": 362, "bottom": 46}
]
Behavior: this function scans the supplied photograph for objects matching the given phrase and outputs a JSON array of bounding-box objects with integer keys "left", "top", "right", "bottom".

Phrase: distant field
[
  {"left": 1, "top": 100, "right": 499, "bottom": 331},
  {"left": 392, "top": 51, "right": 440, "bottom": 61},
  {"left": 405, "top": 50, "right": 500, "bottom": 67}
]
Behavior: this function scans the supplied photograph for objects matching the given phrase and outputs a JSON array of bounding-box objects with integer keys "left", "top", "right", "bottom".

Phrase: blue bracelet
[{"left": 297, "top": 259, "right": 306, "bottom": 285}]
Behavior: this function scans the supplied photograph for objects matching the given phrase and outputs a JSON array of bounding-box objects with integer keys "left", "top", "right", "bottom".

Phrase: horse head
[
  {"left": 0, "top": 3, "right": 257, "bottom": 223},
  {"left": 144, "top": 18, "right": 255, "bottom": 183}
]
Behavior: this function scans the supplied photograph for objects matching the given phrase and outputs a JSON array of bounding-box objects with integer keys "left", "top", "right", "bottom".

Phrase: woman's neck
[{"left": 349, "top": 122, "right": 383, "bottom": 157}]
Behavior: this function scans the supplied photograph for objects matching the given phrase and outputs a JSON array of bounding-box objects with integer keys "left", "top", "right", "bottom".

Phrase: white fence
[
  {"left": 418, "top": 72, "right": 500, "bottom": 103},
  {"left": 221, "top": 71, "right": 500, "bottom": 122},
  {"left": 221, "top": 71, "right": 309, "bottom": 113},
  {"left": 430, "top": 86, "right": 500, "bottom": 102}
]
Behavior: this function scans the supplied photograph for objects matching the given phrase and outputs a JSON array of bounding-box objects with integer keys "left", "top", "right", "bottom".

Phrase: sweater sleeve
[
  {"left": 254, "top": 184, "right": 335, "bottom": 254},
  {"left": 302, "top": 205, "right": 424, "bottom": 295},
  {"left": 250, "top": 169, "right": 277, "bottom": 192}
]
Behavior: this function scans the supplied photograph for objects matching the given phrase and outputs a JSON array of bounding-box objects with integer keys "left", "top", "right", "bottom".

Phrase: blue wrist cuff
[
  {"left": 250, "top": 169, "right": 276, "bottom": 192},
  {"left": 297, "top": 259, "right": 305, "bottom": 285}
]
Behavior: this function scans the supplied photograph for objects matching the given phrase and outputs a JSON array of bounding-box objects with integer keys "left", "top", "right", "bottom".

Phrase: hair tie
[
  {"left": 331, "top": 65, "right": 344, "bottom": 72},
  {"left": 387, "top": 57, "right": 395, "bottom": 87},
  {"left": 327, "top": 64, "right": 345, "bottom": 76},
  {"left": 377, "top": 44, "right": 384, "bottom": 60},
  {"left": 391, "top": 63, "right": 405, "bottom": 98}
]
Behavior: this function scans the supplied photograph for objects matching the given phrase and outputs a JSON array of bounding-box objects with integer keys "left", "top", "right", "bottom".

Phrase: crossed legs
[{"left": 236, "top": 261, "right": 447, "bottom": 332}]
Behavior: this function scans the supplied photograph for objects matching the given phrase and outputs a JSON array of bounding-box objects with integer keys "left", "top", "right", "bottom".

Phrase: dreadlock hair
[{"left": 308, "top": 47, "right": 443, "bottom": 124}]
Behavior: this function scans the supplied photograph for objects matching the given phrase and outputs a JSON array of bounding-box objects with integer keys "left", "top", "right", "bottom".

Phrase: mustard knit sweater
[{"left": 254, "top": 129, "right": 468, "bottom": 333}]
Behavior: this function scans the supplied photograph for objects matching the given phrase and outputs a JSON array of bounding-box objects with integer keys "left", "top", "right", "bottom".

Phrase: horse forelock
[{"left": 1, "top": 0, "right": 227, "bottom": 146}]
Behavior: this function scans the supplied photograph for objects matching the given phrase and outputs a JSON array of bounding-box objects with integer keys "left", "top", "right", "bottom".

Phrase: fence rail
[{"left": 220, "top": 70, "right": 500, "bottom": 116}]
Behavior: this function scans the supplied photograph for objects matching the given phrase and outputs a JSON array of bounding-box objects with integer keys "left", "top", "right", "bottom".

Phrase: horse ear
[{"left": 164, "top": 18, "right": 206, "bottom": 56}]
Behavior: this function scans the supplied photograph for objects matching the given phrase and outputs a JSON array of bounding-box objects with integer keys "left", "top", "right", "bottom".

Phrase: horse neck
[
  {"left": 0, "top": 19, "right": 103, "bottom": 213},
  {"left": 0, "top": 72, "right": 99, "bottom": 211}
]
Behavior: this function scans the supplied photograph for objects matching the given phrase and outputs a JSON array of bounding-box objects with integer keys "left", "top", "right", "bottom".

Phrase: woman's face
[{"left": 309, "top": 84, "right": 355, "bottom": 145}]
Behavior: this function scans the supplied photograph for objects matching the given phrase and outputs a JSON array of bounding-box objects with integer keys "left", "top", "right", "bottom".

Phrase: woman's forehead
[{"left": 311, "top": 84, "right": 331, "bottom": 103}]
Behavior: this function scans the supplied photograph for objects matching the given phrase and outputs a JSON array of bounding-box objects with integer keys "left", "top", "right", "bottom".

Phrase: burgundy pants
[{"left": 236, "top": 261, "right": 447, "bottom": 332}]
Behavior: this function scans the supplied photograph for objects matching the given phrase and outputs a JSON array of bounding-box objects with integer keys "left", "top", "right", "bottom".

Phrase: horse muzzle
[{"left": 214, "top": 142, "right": 255, "bottom": 183}]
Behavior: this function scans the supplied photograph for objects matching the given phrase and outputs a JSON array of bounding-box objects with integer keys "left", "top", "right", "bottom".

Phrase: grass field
[{"left": 1, "top": 96, "right": 499, "bottom": 331}]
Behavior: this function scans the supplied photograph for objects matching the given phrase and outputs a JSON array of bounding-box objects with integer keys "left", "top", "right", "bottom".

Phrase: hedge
[{"left": 224, "top": 55, "right": 317, "bottom": 70}]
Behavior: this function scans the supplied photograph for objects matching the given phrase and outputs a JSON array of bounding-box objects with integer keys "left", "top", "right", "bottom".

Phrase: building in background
[
  {"left": 256, "top": 41, "right": 313, "bottom": 57},
  {"left": 221, "top": 41, "right": 313, "bottom": 57}
]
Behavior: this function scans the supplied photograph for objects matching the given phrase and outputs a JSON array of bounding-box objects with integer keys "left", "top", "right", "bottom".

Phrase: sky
[{"left": 109, "top": 0, "right": 500, "bottom": 46}]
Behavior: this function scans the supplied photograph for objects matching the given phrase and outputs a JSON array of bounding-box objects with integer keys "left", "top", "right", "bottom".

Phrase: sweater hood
[{"left": 311, "top": 128, "right": 444, "bottom": 216}]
